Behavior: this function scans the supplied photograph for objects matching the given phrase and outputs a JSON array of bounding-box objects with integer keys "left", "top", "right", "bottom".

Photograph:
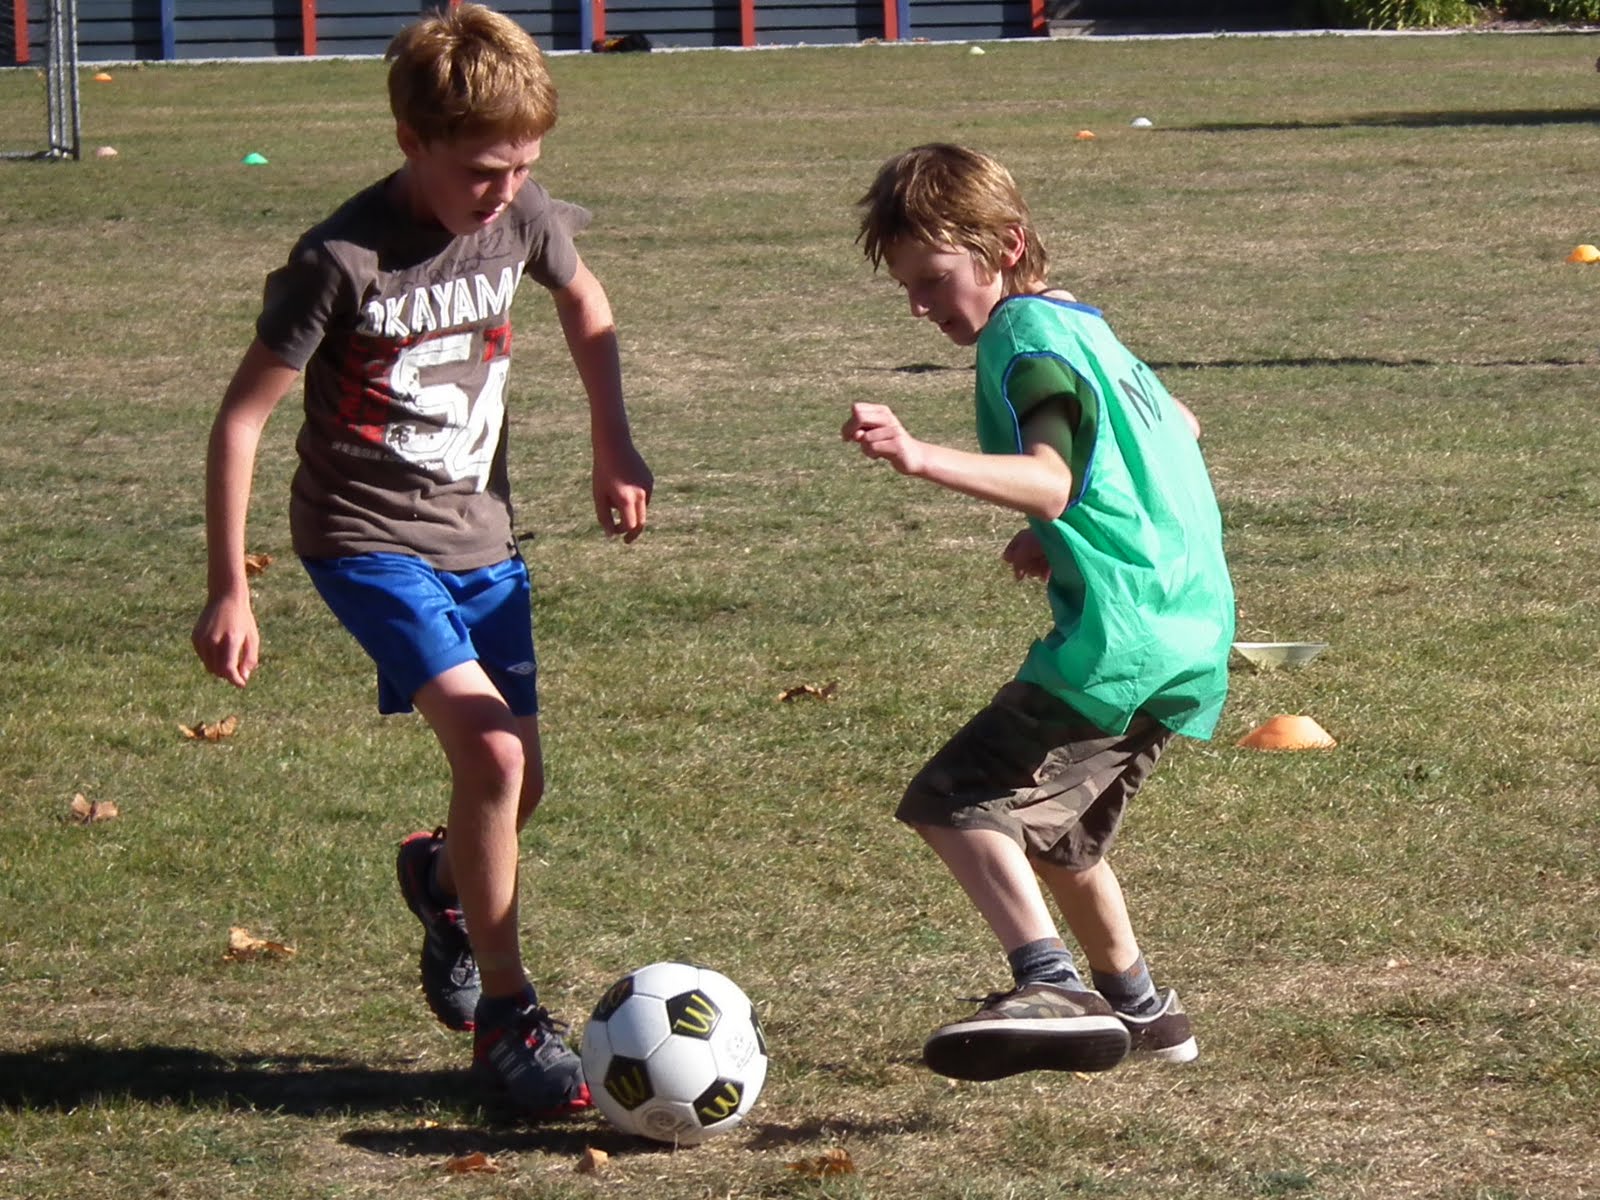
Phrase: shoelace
[
  {"left": 511, "top": 1003, "right": 571, "bottom": 1045},
  {"left": 956, "top": 990, "right": 1014, "bottom": 1007}
]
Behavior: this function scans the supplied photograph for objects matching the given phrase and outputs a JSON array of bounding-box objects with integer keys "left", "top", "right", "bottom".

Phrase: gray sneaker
[
  {"left": 472, "top": 998, "right": 592, "bottom": 1116},
  {"left": 923, "top": 981, "right": 1131, "bottom": 1080},
  {"left": 1117, "top": 989, "right": 1199, "bottom": 1063},
  {"left": 396, "top": 827, "right": 480, "bottom": 1031}
]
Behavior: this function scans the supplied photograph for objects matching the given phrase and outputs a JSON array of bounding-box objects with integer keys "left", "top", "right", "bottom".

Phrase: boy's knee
[{"left": 450, "top": 726, "right": 526, "bottom": 793}]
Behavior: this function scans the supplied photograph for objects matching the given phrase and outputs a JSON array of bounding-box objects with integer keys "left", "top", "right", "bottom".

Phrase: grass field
[{"left": 2, "top": 28, "right": 1599, "bottom": 1200}]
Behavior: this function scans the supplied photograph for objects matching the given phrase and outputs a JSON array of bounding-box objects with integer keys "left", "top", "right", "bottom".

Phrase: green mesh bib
[{"left": 974, "top": 296, "right": 1234, "bottom": 738}]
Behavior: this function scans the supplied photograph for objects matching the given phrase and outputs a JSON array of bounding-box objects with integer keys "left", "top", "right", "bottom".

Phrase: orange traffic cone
[{"left": 1236, "top": 715, "right": 1337, "bottom": 751}]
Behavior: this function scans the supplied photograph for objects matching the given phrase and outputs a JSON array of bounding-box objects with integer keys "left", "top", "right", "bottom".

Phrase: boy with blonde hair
[
  {"left": 846, "top": 143, "right": 1232, "bottom": 1080},
  {"left": 193, "top": 3, "right": 652, "bottom": 1114}
]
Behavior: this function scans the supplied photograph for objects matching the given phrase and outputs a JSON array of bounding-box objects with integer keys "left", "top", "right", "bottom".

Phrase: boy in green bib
[{"left": 845, "top": 144, "right": 1234, "bottom": 1081}]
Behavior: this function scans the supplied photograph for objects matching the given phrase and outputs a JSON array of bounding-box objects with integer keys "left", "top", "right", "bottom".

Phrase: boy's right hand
[
  {"left": 841, "top": 402, "right": 926, "bottom": 477},
  {"left": 1002, "top": 528, "right": 1050, "bottom": 581},
  {"left": 192, "top": 590, "right": 260, "bottom": 688}
]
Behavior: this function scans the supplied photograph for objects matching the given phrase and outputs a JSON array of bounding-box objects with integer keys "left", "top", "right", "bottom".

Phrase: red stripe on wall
[
  {"left": 301, "top": 0, "right": 316, "bottom": 55},
  {"left": 882, "top": 0, "right": 897, "bottom": 41},
  {"left": 1030, "top": 0, "right": 1045, "bottom": 34},
  {"left": 739, "top": 0, "right": 753, "bottom": 46},
  {"left": 592, "top": 0, "right": 606, "bottom": 43},
  {"left": 12, "top": 0, "right": 28, "bottom": 65}
]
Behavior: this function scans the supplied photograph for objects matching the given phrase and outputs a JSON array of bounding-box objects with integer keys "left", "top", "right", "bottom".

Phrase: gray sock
[
  {"left": 1092, "top": 955, "right": 1161, "bottom": 1016},
  {"left": 1008, "top": 938, "right": 1083, "bottom": 989},
  {"left": 475, "top": 985, "right": 537, "bottom": 1026}
]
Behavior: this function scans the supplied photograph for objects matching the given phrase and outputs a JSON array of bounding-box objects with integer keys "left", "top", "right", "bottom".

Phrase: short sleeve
[
  {"left": 1004, "top": 352, "right": 1099, "bottom": 507},
  {"left": 521, "top": 191, "right": 588, "bottom": 291},
  {"left": 256, "top": 241, "right": 348, "bottom": 371}
]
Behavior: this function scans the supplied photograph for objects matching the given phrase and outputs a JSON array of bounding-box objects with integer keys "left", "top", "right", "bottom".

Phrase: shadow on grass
[
  {"left": 0, "top": 1041, "right": 943, "bottom": 1159},
  {"left": 341, "top": 1123, "right": 656, "bottom": 1158},
  {"left": 1178, "top": 107, "right": 1600, "bottom": 131},
  {"left": 339, "top": 1110, "right": 942, "bottom": 1161},
  {"left": 1146, "top": 355, "right": 1594, "bottom": 370},
  {"left": 0, "top": 1041, "right": 478, "bottom": 1118},
  {"left": 869, "top": 356, "right": 1592, "bottom": 374}
]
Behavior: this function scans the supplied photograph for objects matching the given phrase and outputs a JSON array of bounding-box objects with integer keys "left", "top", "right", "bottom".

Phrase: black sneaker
[
  {"left": 923, "top": 981, "right": 1131, "bottom": 1080},
  {"left": 472, "top": 996, "right": 592, "bottom": 1116},
  {"left": 396, "top": 827, "right": 480, "bottom": 1031},
  {"left": 1117, "top": 989, "right": 1199, "bottom": 1063}
]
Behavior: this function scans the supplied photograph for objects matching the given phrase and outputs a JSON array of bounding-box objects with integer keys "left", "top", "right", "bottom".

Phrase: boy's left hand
[
  {"left": 841, "top": 402, "right": 926, "bottom": 476},
  {"left": 593, "top": 440, "right": 653, "bottom": 542},
  {"left": 1003, "top": 528, "right": 1050, "bottom": 580}
]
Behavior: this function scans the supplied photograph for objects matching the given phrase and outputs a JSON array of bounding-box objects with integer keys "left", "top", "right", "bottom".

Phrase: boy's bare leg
[
  {"left": 414, "top": 665, "right": 588, "bottom": 1110},
  {"left": 914, "top": 824, "right": 1132, "bottom": 1078},
  {"left": 1038, "top": 856, "right": 1198, "bottom": 1061},
  {"left": 915, "top": 825, "right": 1060, "bottom": 953},
  {"left": 512, "top": 713, "right": 545, "bottom": 830},
  {"left": 1034, "top": 857, "right": 1140, "bottom": 976},
  {"left": 413, "top": 661, "right": 528, "bottom": 999}
]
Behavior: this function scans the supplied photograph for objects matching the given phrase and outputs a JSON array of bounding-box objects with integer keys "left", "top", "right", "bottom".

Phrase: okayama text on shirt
[{"left": 335, "top": 262, "right": 524, "bottom": 494}]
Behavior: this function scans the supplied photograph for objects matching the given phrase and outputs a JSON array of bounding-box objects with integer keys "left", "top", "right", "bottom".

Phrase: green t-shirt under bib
[{"left": 974, "top": 296, "right": 1234, "bottom": 739}]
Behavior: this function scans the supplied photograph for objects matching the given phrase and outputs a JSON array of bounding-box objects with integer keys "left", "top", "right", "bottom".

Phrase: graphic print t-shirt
[{"left": 256, "top": 175, "right": 584, "bottom": 571}]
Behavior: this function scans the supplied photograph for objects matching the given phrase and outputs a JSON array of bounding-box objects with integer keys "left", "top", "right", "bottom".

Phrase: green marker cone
[{"left": 242, "top": 152, "right": 269, "bottom": 165}]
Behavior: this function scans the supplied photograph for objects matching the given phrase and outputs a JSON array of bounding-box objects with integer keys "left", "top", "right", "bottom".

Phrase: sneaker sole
[
  {"left": 1130, "top": 1036, "right": 1199, "bottom": 1064},
  {"left": 923, "top": 1016, "right": 1131, "bottom": 1080}
]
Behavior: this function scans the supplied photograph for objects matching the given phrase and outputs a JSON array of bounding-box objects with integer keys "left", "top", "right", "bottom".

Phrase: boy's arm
[
  {"left": 191, "top": 338, "right": 300, "bottom": 687},
  {"left": 841, "top": 401, "right": 1073, "bottom": 520},
  {"left": 1175, "top": 398, "right": 1201, "bottom": 439},
  {"left": 549, "top": 255, "right": 653, "bottom": 542}
]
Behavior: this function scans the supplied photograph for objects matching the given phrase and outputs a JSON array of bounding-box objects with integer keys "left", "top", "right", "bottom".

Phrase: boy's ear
[
  {"left": 1000, "top": 224, "right": 1027, "bottom": 270},
  {"left": 395, "top": 121, "right": 424, "bottom": 160}
]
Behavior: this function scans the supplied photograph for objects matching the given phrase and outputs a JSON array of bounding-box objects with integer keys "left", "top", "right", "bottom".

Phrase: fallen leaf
[
  {"left": 68, "top": 793, "right": 119, "bottom": 824},
  {"left": 223, "top": 926, "right": 296, "bottom": 963},
  {"left": 788, "top": 1148, "right": 856, "bottom": 1178},
  {"left": 576, "top": 1146, "right": 608, "bottom": 1174},
  {"left": 180, "top": 715, "right": 240, "bottom": 741},
  {"left": 442, "top": 1151, "right": 499, "bottom": 1174},
  {"left": 777, "top": 681, "right": 838, "bottom": 703},
  {"left": 243, "top": 552, "right": 274, "bottom": 576}
]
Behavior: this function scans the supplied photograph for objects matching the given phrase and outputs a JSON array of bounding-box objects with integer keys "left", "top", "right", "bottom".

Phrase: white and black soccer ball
[{"left": 579, "top": 961, "right": 767, "bottom": 1145}]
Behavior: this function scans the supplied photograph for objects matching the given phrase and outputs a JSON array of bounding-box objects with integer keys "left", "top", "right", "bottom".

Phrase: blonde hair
[
  {"left": 386, "top": 3, "right": 557, "bottom": 145},
  {"left": 857, "top": 143, "right": 1048, "bottom": 294}
]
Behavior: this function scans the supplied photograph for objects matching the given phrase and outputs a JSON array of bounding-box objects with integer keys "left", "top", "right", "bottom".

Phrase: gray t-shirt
[{"left": 256, "top": 174, "right": 586, "bottom": 570}]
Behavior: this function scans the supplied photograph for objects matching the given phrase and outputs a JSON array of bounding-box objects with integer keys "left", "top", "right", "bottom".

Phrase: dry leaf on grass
[
  {"left": 68, "top": 793, "right": 119, "bottom": 824},
  {"left": 223, "top": 926, "right": 296, "bottom": 963},
  {"left": 576, "top": 1146, "right": 609, "bottom": 1174},
  {"left": 243, "top": 552, "right": 274, "bottom": 576},
  {"left": 442, "top": 1151, "right": 499, "bottom": 1174},
  {"left": 180, "top": 715, "right": 239, "bottom": 741},
  {"left": 777, "top": 680, "right": 838, "bottom": 703},
  {"left": 787, "top": 1147, "right": 856, "bottom": 1177}
]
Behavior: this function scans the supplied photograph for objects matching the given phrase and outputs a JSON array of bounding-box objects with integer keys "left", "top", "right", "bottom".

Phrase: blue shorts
[{"left": 301, "top": 552, "right": 538, "bottom": 717}]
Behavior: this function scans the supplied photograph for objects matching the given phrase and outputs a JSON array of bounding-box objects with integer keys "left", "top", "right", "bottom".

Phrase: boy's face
[
  {"left": 395, "top": 124, "right": 543, "bottom": 237},
  {"left": 883, "top": 238, "right": 1006, "bottom": 347}
]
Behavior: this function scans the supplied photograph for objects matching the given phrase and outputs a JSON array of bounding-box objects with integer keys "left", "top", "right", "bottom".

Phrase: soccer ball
[{"left": 579, "top": 961, "right": 768, "bottom": 1145}]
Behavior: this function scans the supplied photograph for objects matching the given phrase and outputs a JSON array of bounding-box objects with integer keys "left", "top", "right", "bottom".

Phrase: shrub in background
[
  {"left": 1497, "top": 0, "right": 1600, "bottom": 19},
  {"left": 1307, "top": 0, "right": 1481, "bottom": 25}
]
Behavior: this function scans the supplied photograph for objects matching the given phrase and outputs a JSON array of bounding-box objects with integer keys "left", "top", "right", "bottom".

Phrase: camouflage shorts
[{"left": 896, "top": 681, "right": 1173, "bottom": 870}]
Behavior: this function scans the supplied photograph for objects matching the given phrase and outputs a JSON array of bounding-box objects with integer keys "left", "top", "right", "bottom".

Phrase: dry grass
[{"left": 3, "top": 30, "right": 1599, "bottom": 1200}]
